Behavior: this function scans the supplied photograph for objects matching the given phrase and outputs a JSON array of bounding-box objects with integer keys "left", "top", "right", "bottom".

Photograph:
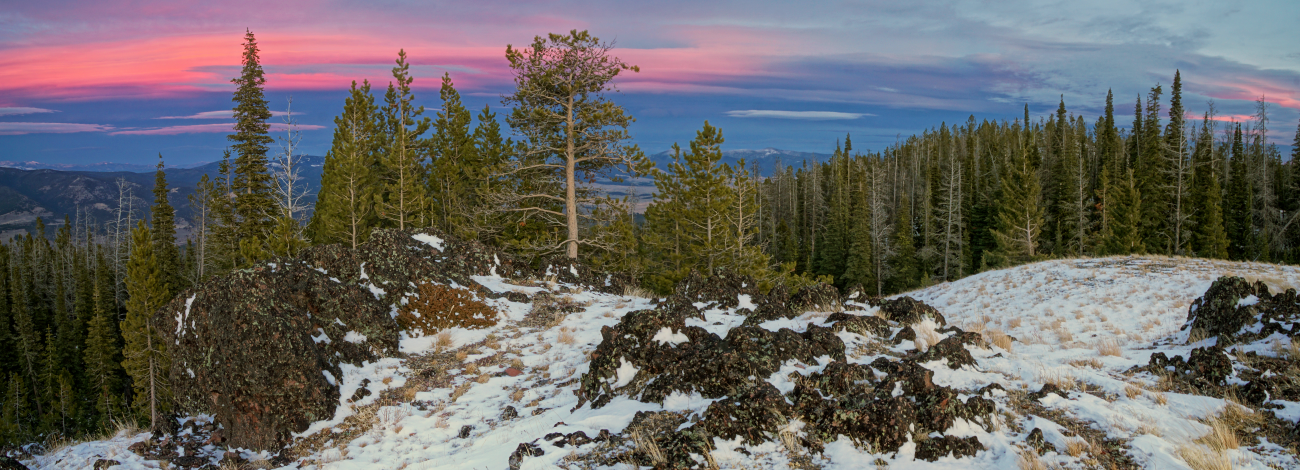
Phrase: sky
[{"left": 0, "top": 0, "right": 1297, "bottom": 167}]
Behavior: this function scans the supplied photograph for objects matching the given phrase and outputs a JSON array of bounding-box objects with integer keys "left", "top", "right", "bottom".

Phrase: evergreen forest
[{"left": 3, "top": 28, "right": 1300, "bottom": 449}]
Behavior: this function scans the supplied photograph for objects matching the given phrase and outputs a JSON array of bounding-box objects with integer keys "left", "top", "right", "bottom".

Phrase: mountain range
[{"left": 0, "top": 148, "right": 829, "bottom": 241}]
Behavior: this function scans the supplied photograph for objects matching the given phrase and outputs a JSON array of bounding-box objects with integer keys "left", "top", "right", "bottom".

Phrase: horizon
[{"left": 0, "top": 1, "right": 1298, "bottom": 166}]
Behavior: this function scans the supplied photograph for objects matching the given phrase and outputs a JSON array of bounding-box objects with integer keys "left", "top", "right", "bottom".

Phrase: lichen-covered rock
[
  {"left": 826, "top": 311, "right": 892, "bottom": 338},
  {"left": 1184, "top": 276, "right": 1300, "bottom": 345},
  {"left": 915, "top": 435, "right": 983, "bottom": 461},
  {"left": 578, "top": 293, "right": 994, "bottom": 460},
  {"left": 674, "top": 271, "right": 762, "bottom": 309},
  {"left": 880, "top": 296, "right": 947, "bottom": 326},
  {"left": 155, "top": 260, "right": 398, "bottom": 450}
]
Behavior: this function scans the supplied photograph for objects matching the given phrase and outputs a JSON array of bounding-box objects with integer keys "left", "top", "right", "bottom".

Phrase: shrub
[{"left": 397, "top": 283, "right": 497, "bottom": 336}]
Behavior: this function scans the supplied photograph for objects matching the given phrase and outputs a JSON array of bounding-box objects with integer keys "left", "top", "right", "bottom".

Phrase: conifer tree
[
  {"left": 990, "top": 128, "right": 1044, "bottom": 266},
  {"left": 83, "top": 279, "right": 122, "bottom": 429},
  {"left": 311, "top": 80, "right": 380, "bottom": 248},
  {"left": 1138, "top": 84, "right": 1167, "bottom": 253},
  {"left": 1225, "top": 124, "right": 1254, "bottom": 259},
  {"left": 121, "top": 221, "right": 170, "bottom": 431},
  {"left": 229, "top": 29, "right": 276, "bottom": 261},
  {"left": 502, "top": 30, "right": 648, "bottom": 259},
  {"left": 886, "top": 194, "right": 918, "bottom": 292},
  {"left": 150, "top": 154, "right": 180, "bottom": 295},
  {"left": 428, "top": 73, "right": 479, "bottom": 238},
  {"left": 643, "top": 122, "right": 742, "bottom": 279},
  {"left": 376, "top": 49, "right": 432, "bottom": 230},
  {"left": 1191, "top": 113, "right": 1229, "bottom": 258}
]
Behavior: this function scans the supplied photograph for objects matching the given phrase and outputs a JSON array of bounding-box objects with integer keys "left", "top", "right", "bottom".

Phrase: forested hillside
[{"left": 2, "top": 27, "right": 1300, "bottom": 453}]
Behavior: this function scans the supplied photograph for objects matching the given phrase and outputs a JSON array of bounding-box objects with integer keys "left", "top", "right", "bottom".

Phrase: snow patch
[
  {"left": 614, "top": 357, "right": 639, "bottom": 388},
  {"left": 651, "top": 327, "right": 689, "bottom": 346},
  {"left": 343, "top": 331, "right": 368, "bottom": 344},
  {"left": 1239, "top": 294, "right": 1260, "bottom": 307},
  {"left": 412, "top": 233, "right": 445, "bottom": 251}
]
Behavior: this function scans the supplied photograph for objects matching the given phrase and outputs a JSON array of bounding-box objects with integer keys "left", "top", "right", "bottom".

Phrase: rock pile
[
  {"left": 574, "top": 289, "right": 996, "bottom": 466},
  {"left": 155, "top": 227, "right": 523, "bottom": 450}
]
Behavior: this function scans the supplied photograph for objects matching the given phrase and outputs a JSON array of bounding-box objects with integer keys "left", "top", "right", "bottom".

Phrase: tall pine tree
[
  {"left": 229, "top": 30, "right": 276, "bottom": 264},
  {"left": 121, "top": 221, "right": 170, "bottom": 431}
]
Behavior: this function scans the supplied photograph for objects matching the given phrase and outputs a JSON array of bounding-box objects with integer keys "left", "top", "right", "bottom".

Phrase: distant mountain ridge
[
  {"left": 648, "top": 147, "right": 831, "bottom": 176},
  {"left": 0, "top": 156, "right": 323, "bottom": 241},
  {"left": 0, "top": 160, "right": 214, "bottom": 172},
  {"left": 0, "top": 148, "right": 827, "bottom": 240}
]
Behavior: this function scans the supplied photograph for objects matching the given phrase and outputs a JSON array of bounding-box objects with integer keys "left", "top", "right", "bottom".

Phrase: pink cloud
[
  {"left": 0, "top": 122, "right": 115, "bottom": 135},
  {"left": 111, "top": 122, "right": 325, "bottom": 135}
]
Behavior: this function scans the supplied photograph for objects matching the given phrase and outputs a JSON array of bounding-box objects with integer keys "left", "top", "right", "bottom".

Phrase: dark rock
[
  {"left": 880, "top": 297, "right": 947, "bottom": 326},
  {"left": 1187, "top": 346, "right": 1232, "bottom": 387},
  {"left": 916, "top": 333, "right": 981, "bottom": 369},
  {"left": 507, "top": 442, "right": 544, "bottom": 470},
  {"left": 1028, "top": 383, "right": 1069, "bottom": 401},
  {"left": 892, "top": 326, "right": 917, "bottom": 345},
  {"left": 1185, "top": 276, "right": 1265, "bottom": 344},
  {"left": 169, "top": 455, "right": 206, "bottom": 468},
  {"left": 1026, "top": 428, "right": 1051, "bottom": 454},
  {"left": 674, "top": 271, "right": 762, "bottom": 309},
  {"left": 91, "top": 459, "right": 118, "bottom": 470},
  {"left": 915, "top": 435, "right": 983, "bottom": 461},
  {"left": 0, "top": 457, "right": 28, "bottom": 470},
  {"left": 790, "top": 283, "right": 841, "bottom": 313},
  {"left": 154, "top": 259, "right": 398, "bottom": 451},
  {"left": 502, "top": 406, "right": 518, "bottom": 421},
  {"left": 827, "top": 312, "right": 892, "bottom": 337},
  {"left": 458, "top": 425, "right": 474, "bottom": 439}
]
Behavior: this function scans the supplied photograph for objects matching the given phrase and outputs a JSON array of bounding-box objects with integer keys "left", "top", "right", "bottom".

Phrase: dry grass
[
  {"left": 433, "top": 331, "right": 454, "bottom": 351},
  {"left": 1064, "top": 438, "right": 1089, "bottom": 457},
  {"left": 558, "top": 327, "right": 576, "bottom": 345},
  {"left": 1038, "top": 369, "right": 1077, "bottom": 391},
  {"left": 1068, "top": 358, "right": 1104, "bottom": 369},
  {"left": 1153, "top": 391, "right": 1168, "bottom": 406},
  {"left": 1007, "top": 318, "right": 1023, "bottom": 329},
  {"left": 1053, "top": 324, "right": 1073, "bottom": 343},
  {"left": 465, "top": 363, "right": 479, "bottom": 375},
  {"left": 1017, "top": 448, "right": 1047, "bottom": 470},
  {"left": 1187, "top": 328, "right": 1210, "bottom": 344},
  {"left": 1176, "top": 443, "right": 1232, "bottom": 470},
  {"left": 1094, "top": 338, "right": 1123, "bottom": 357},
  {"left": 987, "top": 328, "right": 1014, "bottom": 351},
  {"left": 630, "top": 429, "right": 667, "bottom": 465},
  {"left": 510, "top": 389, "right": 525, "bottom": 402},
  {"left": 623, "top": 285, "right": 654, "bottom": 299},
  {"left": 1272, "top": 338, "right": 1300, "bottom": 361},
  {"left": 1125, "top": 384, "right": 1143, "bottom": 400},
  {"left": 915, "top": 325, "right": 942, "bottom": 352}
]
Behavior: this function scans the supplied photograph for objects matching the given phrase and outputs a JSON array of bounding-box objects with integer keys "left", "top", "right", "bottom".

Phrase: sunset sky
[{"left": 0, "top": 0, "right": 1297, "bottom": 166}]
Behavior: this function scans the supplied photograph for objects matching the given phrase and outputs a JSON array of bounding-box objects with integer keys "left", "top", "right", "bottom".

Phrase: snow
[
  {"left": 342, "top": 331, "right": 367, "bottom": 344},
  {"left": 1239, "top": 294, "right": 1260, "bottom": 307},
  {"left": 27, "top": 256, "right": 1300, "bottom": 470},
  {"left": 651, "top": 327, "right": 689, "bottom": 346},
  {"left": 411, "top": 233, "right": 445, "bottom": 251},
  {"left": 613, "top": 357, "right": 639, "bottom": 388}
]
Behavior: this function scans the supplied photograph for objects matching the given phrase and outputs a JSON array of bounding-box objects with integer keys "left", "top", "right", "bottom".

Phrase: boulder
[
  {"left": 155, "top": 259, "right": 398, "bottom": 450},
  {"left": 880, "top": 296, "right": 947, "bottom": 326}
]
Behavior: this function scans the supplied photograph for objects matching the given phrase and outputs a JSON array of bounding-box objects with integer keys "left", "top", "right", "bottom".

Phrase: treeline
[
  {"left": 754, "top": 72, "right": 1300, "bottom": 296},
  {"left": 4, "top": 28, "right": 1300, "bottom": 448}
]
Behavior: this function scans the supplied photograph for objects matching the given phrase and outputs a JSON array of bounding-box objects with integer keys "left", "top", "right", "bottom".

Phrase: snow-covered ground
[{"left": 22, "top": 256, "right": 1300, "bottom": 469}]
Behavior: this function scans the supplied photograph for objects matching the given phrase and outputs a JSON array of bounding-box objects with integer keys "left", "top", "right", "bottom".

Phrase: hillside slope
[{"left": 20, "top": 255, "right": 1300, "bottom": 469}]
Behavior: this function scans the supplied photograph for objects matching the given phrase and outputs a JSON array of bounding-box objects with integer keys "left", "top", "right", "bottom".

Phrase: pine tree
[
  {"left": 1226, "top": 124, "right": 1253, "bottom": 260},
  {"left": 644, "top": 122, "right": 739, "bottom": 277},
  {"left": 228, "top": 29, "right": 276, "bottom": 262},
  {"left": 502, "top": 30, "right": 648, "bottom": 259},
  {"left": 886, "top": 194, "right": 918, "bottom": 292},
  {"left": 84, "top": 280, "right": 122, "bottom": 429},
  {"left": 990, "top": 128, "right": 1044, "bottom": 266},
  {"left": 375, "top": 49, "right": 432, "bottom": 230},
  {"left": 1138, "top": 84, "right": 1167, "bottom": 253},
  {"left": 121, "top": 221, "right": 170, "bottom": 431},
  {"left": 310, "top": 80, "right": 379, "bottom": 248},
  {"left": 150, "top": 154, "right": 181, "bottom": 295},
  {"left": 1191, "top": 113, "right": 1229, "bottom": 258},
  {"left": 428, "top": 73, "right": 479, "bottom": 238}
]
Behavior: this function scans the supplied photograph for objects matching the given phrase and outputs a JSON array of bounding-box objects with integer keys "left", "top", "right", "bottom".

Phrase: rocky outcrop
[
  {"left": 1184, "top": 276, "right": 1300, "bottom": 345},
  {"left": 575, "top": 293, "right": 993, "bottom": 465},
  {"left": 155, "top": 259, "right": 397, "bottom": 451},
  {"left": 155, "top": 227, "right": 520, "bottom": 450}
]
